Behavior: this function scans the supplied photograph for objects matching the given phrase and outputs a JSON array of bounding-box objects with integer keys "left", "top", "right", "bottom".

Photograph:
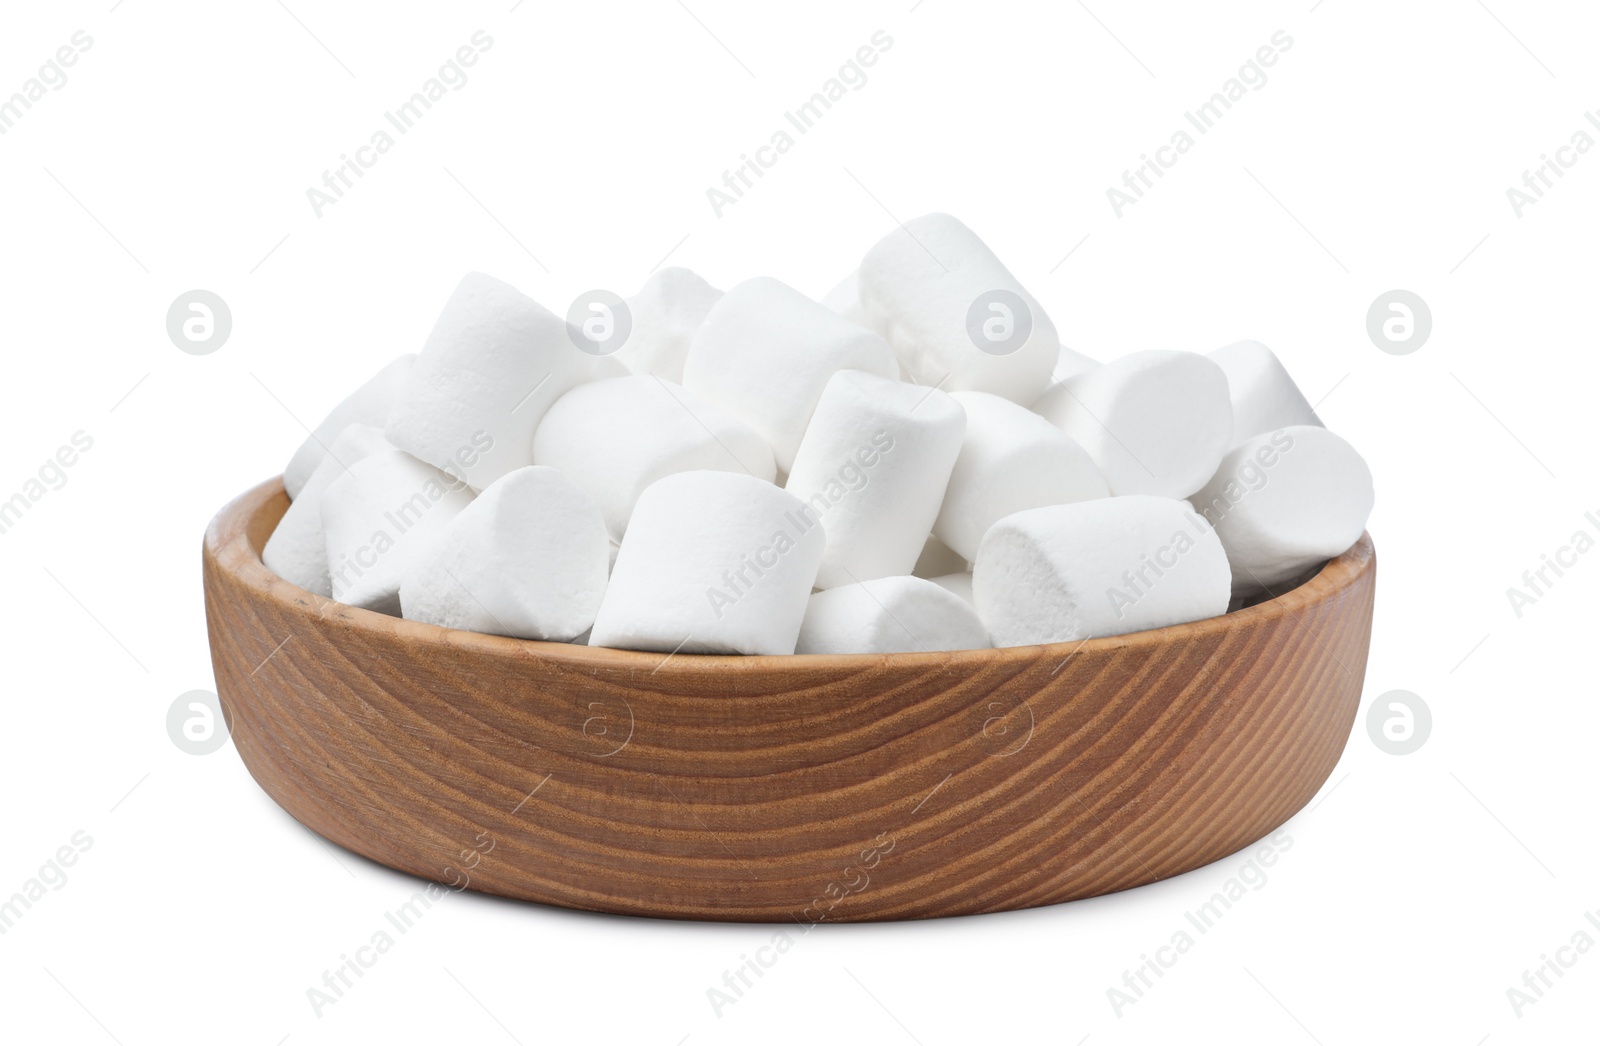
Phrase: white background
[{"left": 2, "top": 0, "right": 1596, "bottom": 1042}]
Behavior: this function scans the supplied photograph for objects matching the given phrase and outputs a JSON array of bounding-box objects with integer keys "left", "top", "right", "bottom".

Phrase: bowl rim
[{"left": 210, "top": 476, "right": 1376, "bottom": 676}]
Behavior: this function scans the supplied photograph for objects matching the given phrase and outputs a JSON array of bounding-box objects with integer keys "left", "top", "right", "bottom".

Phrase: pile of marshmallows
[{"left": 264, "top": 213, "right": 1374, "bottom": 657}]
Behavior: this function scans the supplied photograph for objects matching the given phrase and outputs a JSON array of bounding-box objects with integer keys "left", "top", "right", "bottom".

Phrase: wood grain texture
[{"left": 204, "top": 477, "right": 1376, "bottom": 922}]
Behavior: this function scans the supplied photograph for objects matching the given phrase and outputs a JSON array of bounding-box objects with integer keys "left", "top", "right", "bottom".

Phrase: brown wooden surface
[{"left": 203, "top": 477, "right": 1376, "bottom": 922}]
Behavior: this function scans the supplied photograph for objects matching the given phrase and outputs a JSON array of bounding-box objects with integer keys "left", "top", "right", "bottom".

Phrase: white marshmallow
[
  {"left": 1034, "top": 349, "right": 1232, "bottom": 499},
  {"left": 615, "top": 267, "right": 723, "bottom": 381},
  {"left": 264, "top": 423, "right": 393, "bottom": 596},
  {"left": 795, "top": 576, "right": 990, "bottom": 655},
  {"left": 386, "top": 272, "right": 624, "bottom": 492},
  {"left": 822, "top": 268, "right": 868, "bottom": 325},
  {"left": 858, "top": 213, "right": 1058, "bottom": 403},
  {"left": 682, "top": 277, "right": 898, "bottom": 472},
  {"left": 590, "top": 471, "right": 825, "bottom": 655},
  {"left": 322, "top": 449, "right": 475, "bottom": 615},
  {"left": 1208, "top": 341, "right": 1322, "bottom": 447},
  {"left": 786, "top": 371, "right": 966, "bottom": 589},
  {"left": 974, "top": 496, "right": 1231, "bottom": 646},
  {"left": 912, "top": 534, "right": 969, "bottom": 578},
  {"left": 1046, "top": 345, "right": 1099, "bottom": 387},
  {"left": 534, "top": 375, "right": 776, "bottom": 540},
  {"left": 934, "top": 391, "right": 1109, "bottom": 562},
  {"left": 928, "top": 571, "right": 976, "bottom": 606},
  {"left": 399, "top": 466, "right": 609, "bottom": 640},
  {"left": 1190, "top": 425, "right": 1373, "bottom": 598},
  {"left": 283, "top": 355, "right": 415, "bottom": 500}
]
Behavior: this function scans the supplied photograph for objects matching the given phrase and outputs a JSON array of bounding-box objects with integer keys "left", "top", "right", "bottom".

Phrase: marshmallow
[
  {"left": 858, "top": 213, "right": 1058, "bottom": 403},
  {"left": 934, "top": 391, "right": 1110, "bottom": 562},
  {"left": 928, "top": 571, "right": 976, "bottom": 606},
  {"left": 822, "top": 268, "right": 868, "bottom": 326},
  {"left": 1034, "top": 349, "right": 1232, "bottom": 499},
  {"left": 615, "top": 267, "right": 723, "bottom": 381},
  {"left": 590, "top": 471, "right": 825, "bottom": 655},
  {"left": 533, "top": 375, "right": 776, "bottom": 540},
  {"left": 386, "top": 272, "right": 625, "bottom": 492},
  {"left": 399, "top": 466, "right": 609, "bottom": 640},
  {"left": 264, "top": 423, "right": 393, "bottom": 596},
  {"left": 682, "top": 277, "right": 898, "bottom": 472},
  {"left": 913, "top": 533, "right": 969, "bottom": 578},
  {"left": 1047, "top": 345, "right": 1099, "bottom": 387},
  {"left": 1208, "top": 341, "right": 1322, "bottom": 447},
  {"left": 321, "top": 449, "right": 475, "bottom": 615},
  {"left": 1190, "top": 425, "right": 1373, "bottom": 598},
  {"left": 795, "top": 576, "right": 990, "bottom": 655},
  {"left": 786, "top": 370, "right": 966, "bottom": 589},
  {"left": 283, "top": 355, "right": 415, "bottom": 500},
  {"left": 974, "top": 496, "right": 1231, "bottom": 646}
]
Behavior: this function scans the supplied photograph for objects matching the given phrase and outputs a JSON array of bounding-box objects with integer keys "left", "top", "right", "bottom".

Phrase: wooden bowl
[{"left": 204, "top": 478, "right": 1375, "bottom": 922}]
